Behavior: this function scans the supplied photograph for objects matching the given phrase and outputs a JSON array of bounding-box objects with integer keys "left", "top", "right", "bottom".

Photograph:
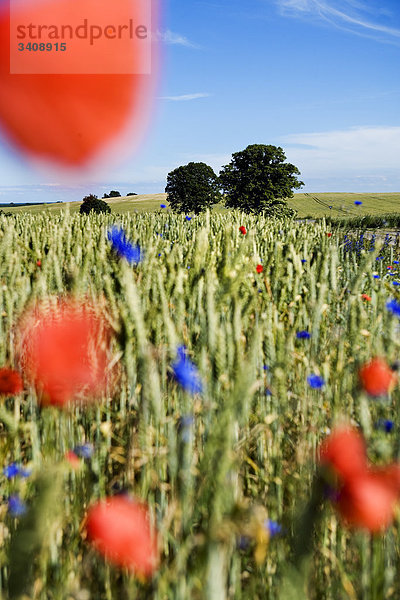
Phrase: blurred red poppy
[
  {"left": 0, "top": 0, "right": 159, "bottom": 166},
  {"left": 16, "top": 298, "right": 113, "bottom": 407},
  {"left": 361, "top": 294, "right": 371, "bottom": 301},
  {"left": 36, "top": 260, "right": 42, "bottom": 267},
  {"left": 256, "top": 264, "right": 263, "bottom": 274},
  {"left": 0, "top": 367, "right": 23, "bottom": 396},
  {"left": 239, "top": 226, "right": 247, "bottom": 235},
  {"left": 318, "top": 426, "right": 367, "bottom": 482},
  {"left": 326, "top": 233, "right": 332, "bottom": 237},
  {"left": 65, "top": 450, "right": 81, "bottom": 469},
  {"left": 359, "top": 358, "right": 397, "bottom": 397},
  {"left": 335, "top": 469, "right": 399, "bottom": 532},
  {"left": 86, "top": 495, "right": 158, "bottom": 576}
]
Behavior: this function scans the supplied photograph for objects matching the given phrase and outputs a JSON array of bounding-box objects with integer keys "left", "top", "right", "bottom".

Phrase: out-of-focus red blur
[
  {"left": 0, "top": 0, "right": 159, "bottom": 166},
  {"left": 16, "top": 297, "right": 115, "bottom": 407},
  {"left": 86, "top": 495, "right": 159, "bottom": 576}
]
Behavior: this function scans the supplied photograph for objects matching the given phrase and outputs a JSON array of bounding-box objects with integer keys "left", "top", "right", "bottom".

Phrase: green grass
[
  {"left": 3, "top": 191, "right": 400, "bottom": 220},
  {"left": 1, "top": 210, "right": 400, "bottom": 599}
]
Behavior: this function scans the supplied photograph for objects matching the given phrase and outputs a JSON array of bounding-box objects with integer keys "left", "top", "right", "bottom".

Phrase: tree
[
  {"left": 80, "top": 194, "right": 111, "bottom": 215},
  {"left": 219, "top": 144, "right": 304, "bottom": 215},
  {"left": 127, "top": 192, "right": 137, "bottom": 196},
  {"left": 165, "top": 162, "right": 221, "bottom": 214},
  {"left": 102, "top": 190, "right": 121, "bottom": 199}
]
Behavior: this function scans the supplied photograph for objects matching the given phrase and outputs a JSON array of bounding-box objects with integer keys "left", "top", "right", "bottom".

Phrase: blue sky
[{"left": 1, "top": 0, "right": 400, "bottom": 203}]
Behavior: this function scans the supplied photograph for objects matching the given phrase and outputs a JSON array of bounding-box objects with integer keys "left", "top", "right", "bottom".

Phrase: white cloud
[
  {"left": 275, "top": 0, "right": 400, "bottom": 44},
  {"left": 281, "top": 126, "right": 400, "bottom": 189},
  {"left": 155, "top": 29, "right": 200, "bottom": 48},
  {"left": 159, "top": 93, "right": 212, "bottom": 101}
]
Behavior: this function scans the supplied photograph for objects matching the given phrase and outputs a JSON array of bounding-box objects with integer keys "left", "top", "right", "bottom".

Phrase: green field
[
  {"left": 3, "top": 191, "right": 400, "bottom": 219},
  {"left": 1, "top": 210, "right": 400, "bottom": 599}
]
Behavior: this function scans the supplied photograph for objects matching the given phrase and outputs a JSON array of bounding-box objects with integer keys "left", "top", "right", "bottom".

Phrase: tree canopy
[
  {"left": 219, "top": 144, "right": 304, "bottom": 215},
  {"left": 165, "top": 162, "right": 221, "bottom": 214},
  {"left": 80, "top": 194, "right": 111, "bottom": 215}
]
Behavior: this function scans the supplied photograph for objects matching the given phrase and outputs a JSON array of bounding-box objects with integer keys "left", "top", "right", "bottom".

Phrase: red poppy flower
[
  {"left": 65, "top": 450, "right": 81, "bottom": 470},
  {"left": 36, "top": 260, "right": 42, "bottom": 267},
  {"left": 239, "top": 226, "right": 247, "bottom": 235},
  {"left": 0, "top": 0, "right": 159, "bottom": 166},
  {"left": 361, "top": 294, "right": 371, "bottom": 301},
  {"left": 359, "top": 358, "right": 397, "bottom": 397},
  {"left": 335, "top": 469, "right": 400, "bottom": 532},
  {"left": 387, "top": 266, "right": 393, "bottom": 269},
  {"left": 0, "top": 367, "right": 23, "bottom": 396},
  {"left": 318, "top": 426, "right": 367, "bottom": 482},
  {"left": 326, "top": 233, "right": 332, "bottom": 237},
  {"left": 86, "top": 496, "right": 158, "bottom": 576},
  {"left": 256, "top": 264, "right": 263, "bottom": 274},
  {"left": 16, "top": 298, "right": 113, "bottom": 407}
]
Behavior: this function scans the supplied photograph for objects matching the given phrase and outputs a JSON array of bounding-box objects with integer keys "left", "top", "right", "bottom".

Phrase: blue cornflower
[
  {"left": 373, "top": 275, "right": 380, "bottom": 279},
  {"left": 73, "top": 443, "right": 94, "bottom": 459},
  {"left": 296, "top": 330, "right": 311, "bottom": 339},
  {"left": 307, "top": 374, "right": 325, "bottom": 389},
  {"left": 393, "top": 282, "right": 400, "bottom": 286},
  {"left": 185, "top": 216, "right": 192, "bottom": 221},
  {"left": 8, "top": 495, "right": 27, "bottom": 517},
  {"left": 158, "top": 253, "right": 162, "bottom": 257},
  {"left": 172, "top": 346, "right": 202, "bottom": 394},
  {"left": 160, "top": 204, "right": 166, "bottom": 208},
  {"left": 354, "top": 201, "right": 363, "bottom": 205},
  {"left": 265, "top": 519, "right": 282, "bottom": 537},
  {"left": 265, "top": 389, "right": 272, "bottom": 396},
  {"left": 107, "top": 227, "right": 141, "bottom": 264},
  {"left": 376, "top": 419, "right": 394, "bottom": 433},
  {"left": 387, "top": 299, "right": 400, "bottom": 317},
  {"left": 3, "top": 463, "right": 31, "bottom": 479},
  {"left": 263, "top": 365, "right": 269, "bottom": 371},
  {"left": 329, "top": 206, "right": 332, "bottom": 209},
  {"left": 301, "top": 259, "right": 307, "bottom": 263},
  {"left": 394, "top": 261, "right": 399, "bottom": 265}
]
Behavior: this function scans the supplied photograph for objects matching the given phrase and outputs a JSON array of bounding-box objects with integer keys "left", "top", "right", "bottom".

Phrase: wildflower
[
  {"left": 8, "top": 494, "right": 27, "bottom": 517},
  {"left": 388, "top": 266, "right": 393, "bottom": 269},
  {"left": 73, "top": 443, "right": 94, "bottom": 459},
  {"left": 0, "top": 367, "right": 23, "bottom": 396},
  {"left": 256, "top": 264, "right": 263, "bottom": 274},
  {"left": 376, "top": 419, "right": 394, "bottom": 433},
  {"left": 265, "top": 389, "right": 272, "bottom": 396},
  {"left": 354, "top": 201, "right": 363, "bottom": 206},
  {"left": 36, "top": 259, "right": 41, "bottom": 267},
  {"left": 86, "top": 496, "right": 158, "bottom": 576},
  {"left": 65, "top": 450, "right": 81, "bottom": 469},
  {"left": 239, "top": 226, "right": 247, "bottom": 235},
  {"left": 319, "top": 426, "right": 367, "bottom": 481},
  {"left": 160, "top": 204, "right": 166, "bottom": 208},
  {"left": 185, "top": 216, "right": 192, "bottom": 221},
  {"left": 16, "top": 299, "right": 113, "bottom": 408},
  {"left": 361, "top": 294, "right": 371, "bottom": 301},
  {"left": 394, "top": 261, "right": 399, "bottom": 265},
  {"left": 171, "top": 346, "right": 202, "bottom": 394},
  {"left": 373, "top": 275, "right": 380, "bottom": 279},
  {"left": 359, "top": 358, "right": 397, "bottom": 397},
  {"left": 296, "top": 330, "right": 311, "bottom": 339},
  {"left": 265, "top": 519, "right": 282, "bottom": 537},
  {"left": 307, "top": 374, "right": 325, "bottom": 389},
  {"left": 3, "top": 463, "right": 31, "bottom": 479},
  {"left": 393, "top": 282, "right": 400, "bottom": 286},
  {"left": 335, "top": 469, "right": 399, "bottom": 532},
  {"left": 329, "top": 206, "right": 332, "bottom": 209},
  {"left": 326, "top": 233, "right": 332, "bottom": 238},
  {"left": 301, "top": 259, "right": 307, "bottom": 263},
  {"left": 107, "top": 227, "right": 141, "bottom": 264}
]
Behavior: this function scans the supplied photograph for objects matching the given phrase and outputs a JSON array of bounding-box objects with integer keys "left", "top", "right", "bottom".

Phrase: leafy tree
[
  {"left": 126, "top": 192, "right": 137, "bottom": 196},
  {"left": 219, "top": 144, "right": 304, "bottom": 215},
  {"left": 103, "top": 190, "right": 121, "bottom": 198},
  {"left": 80, "top": 194, "right": 111, "bottom": 215},
  {"left": 165, "top": 162, "right": 221, "bottom": 214}
]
